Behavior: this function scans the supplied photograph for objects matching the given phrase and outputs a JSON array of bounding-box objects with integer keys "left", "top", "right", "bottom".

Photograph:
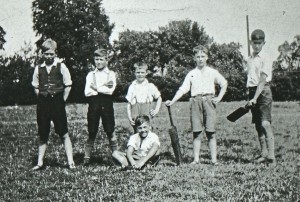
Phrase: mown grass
[{"left": 0, "top": 102, "right": 299, "bottom": 201}]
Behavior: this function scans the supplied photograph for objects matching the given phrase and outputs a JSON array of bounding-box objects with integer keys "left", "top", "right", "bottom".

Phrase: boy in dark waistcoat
[{"left": 31, "top": 39, "right": 75, "bottom": 170}]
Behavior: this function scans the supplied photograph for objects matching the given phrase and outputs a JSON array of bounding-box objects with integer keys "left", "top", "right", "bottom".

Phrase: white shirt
[
  {"left": 125, "top": 79, "right": 161, "bottom": 104},
  {"left": 245, "top": 51, "right": 273, "bottom": 87},
  {"left": 84, "top": 67, "right": 116, "bottom": 96},
  {"left": 127, "top": 131, "right": 160, "bottom": 157},
  {"left": 32, "top": 58, "right": 72, "bottom": 88},
  {"left": 179, "top": 66, "right": 227, "bottom": 96}
]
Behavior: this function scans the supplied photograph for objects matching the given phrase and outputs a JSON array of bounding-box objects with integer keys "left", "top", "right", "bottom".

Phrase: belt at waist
[
  {"left": 191, "top": 93, "right": 214, "bottom": 98},
  {"left": 248, "top": 82, "right": 270, "bottom": 89}
]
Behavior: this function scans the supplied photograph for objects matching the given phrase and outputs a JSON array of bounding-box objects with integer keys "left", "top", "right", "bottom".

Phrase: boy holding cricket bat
[
  {"left": 166, "top": 45, "right": 227, "bottom": 165},
  {"left": 244, "top": 29, "right": 276, "bottom": 166}
]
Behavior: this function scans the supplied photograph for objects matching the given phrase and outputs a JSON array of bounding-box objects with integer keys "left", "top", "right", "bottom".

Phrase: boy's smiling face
[
  {"left": 94, "top": 56, "right": 107, "bottom": 70},
  {"left": 136, "top": 121, "right": 150, "bottom": 138},
  {"left": 194, "top": 50, "right": 208, "bottom": 68},
  {"left": 251, "top": 40, "right": 265, "bottom": 55},
  {"left": 135, "top": 67, "right": 147, "bottom": 83}
]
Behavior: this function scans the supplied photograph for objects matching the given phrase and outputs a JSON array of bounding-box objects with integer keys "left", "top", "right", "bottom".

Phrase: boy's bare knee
[
  {"left": 60, "top": 133, "right": 70, "bottom": 141},
  {"left": 261, "top": 120, "right": 271, "bottom": 129}
]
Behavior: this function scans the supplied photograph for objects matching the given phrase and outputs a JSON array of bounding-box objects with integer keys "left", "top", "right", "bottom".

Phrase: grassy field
[{"left": 0, "top": 101, "right": 299, "bottom": 201}]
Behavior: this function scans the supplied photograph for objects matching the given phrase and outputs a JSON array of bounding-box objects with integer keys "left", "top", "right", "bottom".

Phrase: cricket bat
[
  {"left": 227, "top": 105, "right": 250, "bottom": 122},
  {"left": 167, "top": 106, "right": 183, "bottom": 165}
]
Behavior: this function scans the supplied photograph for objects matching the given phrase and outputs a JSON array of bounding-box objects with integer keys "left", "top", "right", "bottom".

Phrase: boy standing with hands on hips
[
  {"left": 84, "top": 48, "right": 118, "bottom": 164},
  {"left": 166, "top": 45, "right": 227, "bottom": 165},
  {"left": 31, "top": 39, "right": 75, "bottom": 170},
  {"left": 244, "top": 29, "right": 276, "bottom": 166},
  {"left": 125, "top": 62, "right": 162, "bottom": 130}
]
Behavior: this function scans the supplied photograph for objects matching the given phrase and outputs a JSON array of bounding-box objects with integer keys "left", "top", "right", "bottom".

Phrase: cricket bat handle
[{"left": 167, "top": 106, "right": 174, "bottom": 126}]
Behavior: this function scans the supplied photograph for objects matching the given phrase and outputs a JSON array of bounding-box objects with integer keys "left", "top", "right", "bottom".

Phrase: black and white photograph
[{"left": 0, "top": 0, "right": 300, "bottom": 201}]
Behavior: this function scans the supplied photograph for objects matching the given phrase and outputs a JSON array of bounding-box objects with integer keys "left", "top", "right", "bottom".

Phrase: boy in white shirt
[
  {"left": 166, "top": 45, "right": 227, "bottom": 165},
  {"left": 125, "top": 62, "right": 162, "bottom": 130},
  {"left": 244, "top": 29, "right": 275, "bottom": 166},
  {"left": 112, "top": 115, "right": 160, "bottom": 169},
  {"left": 83, "top": 48, "right": 118, "bottom": 164}
]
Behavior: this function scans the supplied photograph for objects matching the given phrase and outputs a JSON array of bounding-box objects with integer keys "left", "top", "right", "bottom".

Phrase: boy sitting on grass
[{"left": 112, "top": 115, "right": 160, "bottom": 169}]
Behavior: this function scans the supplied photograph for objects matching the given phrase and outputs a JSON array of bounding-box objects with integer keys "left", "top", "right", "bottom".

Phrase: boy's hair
[
  {"left": 94, "top": 48, "right": 107, "bottom": 57},
  {"left": 41, "top": 39, "right": 57, "bottom": 52},
  {"left": 135, "top": 115, "right": 150, "bottom": 127},
  {"left": 134, "top": 62, "right": 148, "bottom": 71},
  {"left": 251, "top": 29, "right": 265, "bottom": 42},
  {"left": 193, "top": 45, "right": 208, "bottom": 55}
]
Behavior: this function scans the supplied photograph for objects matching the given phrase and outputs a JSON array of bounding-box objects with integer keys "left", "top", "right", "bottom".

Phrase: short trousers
[
  {"left": 87, "top": 93, "right": 115, "bottom": 135},
  {"left": 37, "top": 93, "right": 68, "bottom": 142},
  {"left": 189, "top": 95, "right": 217, "bottom": 133},
  {"left": 248, "top": 85, "right": 272, "bottom": 124},
  {"left": 130, "top": 103, "right": 151, "bottom": 120}
]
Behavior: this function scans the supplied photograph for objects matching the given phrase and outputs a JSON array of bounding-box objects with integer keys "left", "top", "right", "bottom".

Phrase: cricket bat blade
[{"left": 227, "top": 106, "right": 250, "bottom": 122}]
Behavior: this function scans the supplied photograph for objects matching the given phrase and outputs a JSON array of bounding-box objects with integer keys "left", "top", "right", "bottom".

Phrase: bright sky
[{"left": 1, "top": 0, "right": 300, "bottom": 62}]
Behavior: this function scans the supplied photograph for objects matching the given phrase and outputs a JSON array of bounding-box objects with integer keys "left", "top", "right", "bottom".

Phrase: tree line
[{"left": 0, "top": 0, "right": 299, "bottom": 106}]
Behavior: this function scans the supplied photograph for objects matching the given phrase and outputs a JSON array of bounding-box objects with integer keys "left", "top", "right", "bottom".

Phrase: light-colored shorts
[
  {"left": 189, "top": 95, "right": 217, "bottom": 133},
  {"left": 131, "top": 103, "right": 151, "bottom": 121}
]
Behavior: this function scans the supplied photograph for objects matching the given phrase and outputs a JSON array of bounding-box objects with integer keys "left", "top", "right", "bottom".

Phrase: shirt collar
[
  {"left": 195, "top": 65, "right": 208, "bottom": 72},
  {"left": 132, "top": 79, "right": 149, "bottom": 86},
  {"left": 40, "top": 57, "right": 62, "bottom": 67},
  {"left": 93, "top": 67, "right": 110, "bottom": 74}
]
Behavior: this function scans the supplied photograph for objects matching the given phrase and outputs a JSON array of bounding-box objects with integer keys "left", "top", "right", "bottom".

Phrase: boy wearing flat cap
[
  {"left": 166, "top": 45, "right": 227, "bottom": 165},
  {"left": 31, "top": 38, "right": 75, "bottom": 170},
  {"left": 244, "top": 29, "right": 276, "bottom": 166},
  {"left": 84, "top": 48, "right": 118, "bottom": 164}
]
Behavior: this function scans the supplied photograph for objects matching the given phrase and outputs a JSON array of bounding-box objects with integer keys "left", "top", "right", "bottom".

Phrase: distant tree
[
  {"left": 111, "top": 20, "right": 247, "bottom": 101},
  {"left": 275, "top": 35, "right": 300, "bottom": 72},
  {"left": 272, "top": 35, "right": 300, "bottom": 101},
  {"left": 32, "top": 0, "right": 114, "bottom": 68},
  {"left": 0, "top": 26, "right": 6, "bottom": 50},
  {"left": 209, "top": 42, "right": 246, "bottom": 101}
]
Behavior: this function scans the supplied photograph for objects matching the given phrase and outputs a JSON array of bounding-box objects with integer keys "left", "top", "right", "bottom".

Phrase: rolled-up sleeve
[
  {"left": 215, "top": 71, "right": 227, "bottom": 87},
  {"left": 178, "top": 72, "right": 191, "bottom": 94},
  {"left": 150, "top": 84, "right": 161, "bottom": 99},
  {"left": 60, "top": 63, "right": 72, "bottom": 86},
  {"left": 31, "top": 66, "right": 39, "bottom": 89},
  {"left": 127, "top": 135, "right": 137, "bottom": 149},
  {"left": 125, "top": 85, "right": 134, "bottom": 103}
]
